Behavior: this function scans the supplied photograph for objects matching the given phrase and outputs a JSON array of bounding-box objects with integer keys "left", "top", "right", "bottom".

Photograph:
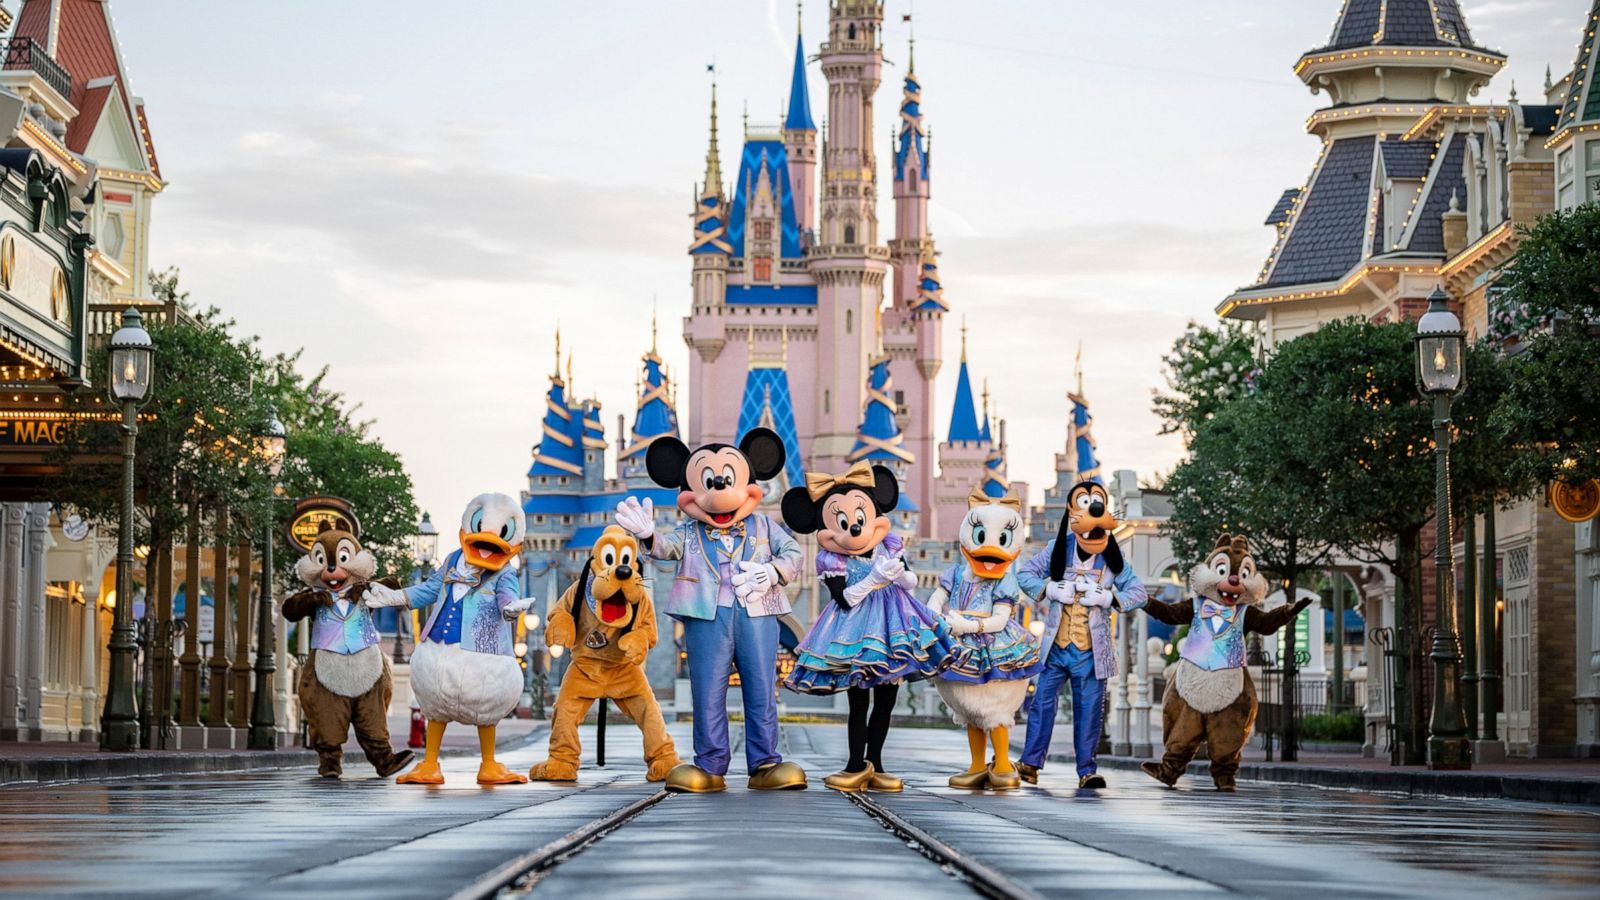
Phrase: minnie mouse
[
  {"left": 615, "top": 427, "right": 806, "bottom": 794},
  {"left": 780, "top": 462, "right": 967, "bottom": 792}
]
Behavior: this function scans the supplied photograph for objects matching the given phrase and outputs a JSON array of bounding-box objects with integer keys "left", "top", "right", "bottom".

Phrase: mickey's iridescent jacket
[{"left": 646, "top": 514, "right": 802, "bottom": 621}]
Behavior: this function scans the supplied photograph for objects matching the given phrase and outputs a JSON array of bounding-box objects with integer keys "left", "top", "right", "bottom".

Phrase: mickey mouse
[
  {"left": 779, "top": 461, "right": 966, "bottom": 793},
  {"left": 614, "top": 427, "right": 806, "bottom": 794}
]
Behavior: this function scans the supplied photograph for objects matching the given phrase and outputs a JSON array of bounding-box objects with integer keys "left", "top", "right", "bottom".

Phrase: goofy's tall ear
[
  {"left": 645, "top": 437, "right": 692, "bottom": 490},
  {"left": 780, "top": 486, "right": 821, "bottom": 535},
  {"left": 869, "top": 465, "right": 900, "bottom": 514},
  {"left": 739, "top": 427, "right": 786, "bottom": 481}
]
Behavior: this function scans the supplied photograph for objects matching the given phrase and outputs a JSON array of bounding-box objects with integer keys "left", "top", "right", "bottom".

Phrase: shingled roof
[
  {"left": 1556, "top": 0, "right": 1600, "bottom": 132},
  {"left": 1316, "top": 0, "right": 1489, "bottom": 53},
  {"left": 1265, "top": 188, "right": 1301, "bottom": 226},
  {"left": 1379, "top": 138, "right": 1435, "bottom": 180},
  {"left": 1263, "top": 137, "right": 1375, "bottom": 288}
]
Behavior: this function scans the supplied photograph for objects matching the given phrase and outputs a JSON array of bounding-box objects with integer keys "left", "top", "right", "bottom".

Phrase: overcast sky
[{"left": 108, "top": 1, "right": 1581, "bottom": 552}]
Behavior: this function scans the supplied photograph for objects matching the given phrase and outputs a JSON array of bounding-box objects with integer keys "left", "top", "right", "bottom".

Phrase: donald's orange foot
[
  {"left": 477, "top": 761, "right": 529, "bottom": 785},
  {"left": 397, "top": 760, "right": 444, "bottom": 785}
]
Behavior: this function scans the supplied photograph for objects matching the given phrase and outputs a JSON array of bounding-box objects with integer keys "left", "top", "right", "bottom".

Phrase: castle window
[
  {"left": 752, "top": 256, "right": 772, "bottom": 281},
  {"left": 843, "top": 224, "right": 856, "bottom": 244},
  {"left": 753, "top": 220, "right": 773, "bottom": 241},
  {"left": 846, "top": 309, "right": 853, "bottom": 334},
  {"left": 824, "top": 389, "right": 831, "bottom": 414}
]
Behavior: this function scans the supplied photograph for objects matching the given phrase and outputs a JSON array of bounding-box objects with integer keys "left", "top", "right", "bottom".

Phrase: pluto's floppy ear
[
  {"left": 739, "top": 427, "right": 787, "bottom": 482},
  {"left": 870, "top": 465, "right": 899, "bottom": 514},
  {"left": 780, "top": 486, "right": 821, "bottom": 535},
  {"left": 645, "top": 437, "right": 692, "bottom": 490}
]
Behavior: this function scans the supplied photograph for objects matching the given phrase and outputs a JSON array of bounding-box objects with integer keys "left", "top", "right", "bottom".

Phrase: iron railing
[{"left": 1, "top": 37, "right": 72, "bottom": 101}]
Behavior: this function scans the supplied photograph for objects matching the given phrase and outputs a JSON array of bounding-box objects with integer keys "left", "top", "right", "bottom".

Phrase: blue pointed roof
[
  {"left": 621, "top": 352, "right": 680, "bottom": 459},
  {"left": 528, "top": 375, "right": 585, "bottom": 477},
  {"left": 947, "top": 358, "right": 982, "bottom": 443},
  {"left": 982, "top": 440, "right": 1009, "bottom": 498},
  {"left": 979, "top": 409, "right": 992, "bottom": 444},
  {"left": 1070, "top": 388, "right": 1102, "bottom": 485},
  {"left": 894, "top": 68, "right": 927, "bottom": 182},
  {"left": 848, "top": 355, "right": 914, "bottom": 464},
  {"left": 727, "top": 140, "right": 804, "bottom": 259},
  {"left": 915, "top": 245, "right": 948, "bottom": 311},
  {"left": 737, "top": 366, "right": 806, "bottom": 491},
  {"left": 581, "top": 399, "right": 605, "bottom": 450},
  {"left": 785, "top": 33, "right": 816, "bottom": 131}
]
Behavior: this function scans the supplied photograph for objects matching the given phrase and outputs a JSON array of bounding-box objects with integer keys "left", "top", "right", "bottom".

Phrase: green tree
[
  {"left": 1488, "top": 204, "right": 1600, "bottom": 487},
  {"left": 1152, "top": 319, "right": 1259, "bottom": 437}
]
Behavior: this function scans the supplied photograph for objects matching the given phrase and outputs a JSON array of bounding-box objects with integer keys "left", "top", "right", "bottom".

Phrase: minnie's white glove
[
  {"left": 501, "top": 595, "right": 537, "bottom": 621},
  {"left": 363, "top": 583, "right": 408, "bottom": 609},
  {"left": 615, "top": 496, "right": 655, "bottom": 541},
  {"left": 732, "top": 561, "right": 778, "bottom": 602}
]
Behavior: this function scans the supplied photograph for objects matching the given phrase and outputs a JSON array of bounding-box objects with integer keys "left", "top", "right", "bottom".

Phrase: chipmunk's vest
[{"left": 1172, "top": 597, "right": 1249, "bottom": 714}]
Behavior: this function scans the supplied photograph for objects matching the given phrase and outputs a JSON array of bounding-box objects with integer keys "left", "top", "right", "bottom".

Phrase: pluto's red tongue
[{"left": 600, "top": 597, "right": 627, "bottom": 624}]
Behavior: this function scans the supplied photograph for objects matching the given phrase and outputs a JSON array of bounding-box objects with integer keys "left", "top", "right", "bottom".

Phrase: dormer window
[
  {"left": 752, "top": 220, "right": 773, "bottom": 242},
  {"left": 752, "top": 256, "right": 772, "bottom": 281}
]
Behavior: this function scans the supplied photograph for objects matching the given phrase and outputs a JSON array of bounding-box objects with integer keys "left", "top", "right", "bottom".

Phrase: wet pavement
[{"left": 0, "top": 722, "right": 1595, "bottom": 898}]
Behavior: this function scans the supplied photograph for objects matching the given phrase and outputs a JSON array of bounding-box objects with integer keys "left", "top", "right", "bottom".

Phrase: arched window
[
  {"left": 824, "top": 389, "right": 830, "bottom": 414},
  {"left": 843, "top": 223, "right": 856, "bottom": 244},
  {"left": 845, "top": 309, "right": 853, "bottom": 334},
  {"left": 848, "top": 22, "right": 856, "bottom": 40}
]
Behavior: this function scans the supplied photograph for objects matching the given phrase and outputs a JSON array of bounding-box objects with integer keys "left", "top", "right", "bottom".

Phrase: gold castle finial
[
  {"left": 554, "top": 323, "right": 562, "bottom": 380},
  {"left": 960, "top": 316, "right": 968, "bottom": 363}
]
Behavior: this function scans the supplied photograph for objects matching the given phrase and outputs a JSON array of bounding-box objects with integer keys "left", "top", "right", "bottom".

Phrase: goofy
[
  {"left": 1015, "top": 480, "right": 1146, "bottom": 788},
  {"left": 614, "top": 427, "right": 806, "bottom": 794}
]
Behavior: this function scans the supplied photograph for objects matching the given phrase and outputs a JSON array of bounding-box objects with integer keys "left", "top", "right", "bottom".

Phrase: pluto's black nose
[
  {"left": 614, "top": 564, "right": 633, "bottom": 581},
  {"left": 1089, "top": 500, "right": 1105, "bottom": 517}
]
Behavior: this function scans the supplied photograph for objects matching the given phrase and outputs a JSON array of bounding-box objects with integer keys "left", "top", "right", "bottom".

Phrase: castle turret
[
  {"left": 847, "top": 353, "right": 918, "bottom": 533},
  {"left": 620, "top": 317, "right": 681, "bottom": 482},
  {"left": 784, "top": 8, "right": 818, "bottom": 238},
  {"left": 890, "top": 39, "right": 930, "bottom": 310},
  {"left": 527, "top": 333, "right": 585, "bottom": 489},
  {"left": 686, "top": 83, "right": 733, "bottom": 441},
  {"left": 982, "top": 417, "right": 1010, "bottom": 499}
]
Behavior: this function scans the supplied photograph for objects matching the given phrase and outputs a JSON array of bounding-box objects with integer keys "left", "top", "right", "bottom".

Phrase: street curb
[
  {"left": 1, "top": 724, "right": 549, "bottom": 787},
  {"left": 1087, "top": 754, "right": 1600, "bottom": 807}
]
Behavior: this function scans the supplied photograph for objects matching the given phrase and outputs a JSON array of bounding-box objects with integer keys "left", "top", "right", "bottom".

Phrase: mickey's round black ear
[
  {"left": 780, "top": 487, "right": 820, "bottom": 534},
  {"left": 739, "top": 427, "right": 787, "bottom": 482},
  {"left": 645, "top": 437, "right": 692, "bottom": 490},
  {"left": 870, "top": 465, "right": 900, "bottom": 514}
]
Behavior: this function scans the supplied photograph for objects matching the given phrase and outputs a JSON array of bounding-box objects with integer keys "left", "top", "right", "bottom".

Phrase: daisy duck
[
  {"left": 1015, "top": 480, "right": 1147, "bottom": 789},
  {"left": 365, "top": 493, "right": 536, "bottom": 785},
  {"left": 614, "top": 427, "right": 806, "bottom": 793}
]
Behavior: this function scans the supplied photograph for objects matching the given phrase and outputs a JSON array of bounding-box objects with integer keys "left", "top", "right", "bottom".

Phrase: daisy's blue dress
[
  {"left": 936, "top": 564, "right": 1043, "bottom": 684},
  {"left": 785, "top": 534, "right": 968, "bottom": 694}
]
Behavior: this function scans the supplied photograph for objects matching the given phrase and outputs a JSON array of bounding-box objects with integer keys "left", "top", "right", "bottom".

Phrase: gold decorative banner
[{"left": 1550, "top": 479, "right": 1600, "bottom": 524}]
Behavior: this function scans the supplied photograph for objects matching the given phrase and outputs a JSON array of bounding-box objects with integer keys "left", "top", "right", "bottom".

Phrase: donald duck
[{"left": 366, "top": 493, "right": 534, "bottom": 785}]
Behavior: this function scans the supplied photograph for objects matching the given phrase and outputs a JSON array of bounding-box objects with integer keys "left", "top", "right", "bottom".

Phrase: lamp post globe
[
  {"left": 1416, "top": 287, "right": 1471, "bottom": 770},
  {"left": 101, "top": 307, "right": 155, "bottom": 751},
  {"left": 249, "top": 408, "right": 288, "bottom": 749},
  {"left": 412, "top": 511, "right": 439, "bottom": 571}
]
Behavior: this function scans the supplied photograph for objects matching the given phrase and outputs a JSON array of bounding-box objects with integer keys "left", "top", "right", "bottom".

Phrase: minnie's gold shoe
[
  {"left": 823, "top": 763, "right": 875, "bottom": 792},
  {"left": 867, "top": 771, "right": 904, "bottom": 792},
  {"left": 948, "top": 769, "right": 989, "bottom": 790}
]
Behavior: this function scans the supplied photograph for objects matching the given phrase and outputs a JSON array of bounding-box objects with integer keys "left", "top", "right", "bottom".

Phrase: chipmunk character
[
  {"left": 614, "top": 427, "right": 806, "bottom": 794},
  {"left": 528, "top": 526, "right": 680, "bottom": 782},
  {"left": 928, "top": 487, "right": 1043, "bottom": 791},
  {"left": 1138, "top": 534, "right": 1311, "bottom": 791},
  {"left": 282, "top": 526, "right": 413, "bottom": 779},
  {"left": 365, "top": 493, "right": 536, "bottom": 786},
  {"left": 780, "top": 462, "right": 968, "bottom": 793},
  {"left": 1015, "top": 480, "right": 1148, "bottom": 789}
]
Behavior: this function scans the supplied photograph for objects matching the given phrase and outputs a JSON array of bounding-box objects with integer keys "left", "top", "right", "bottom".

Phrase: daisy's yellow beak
[
  {"left": 459, "top": 529, "right": 516, "bottom": 571},
  {"left": 961, "top": 544, "right": 1019, "bottom": 579}
]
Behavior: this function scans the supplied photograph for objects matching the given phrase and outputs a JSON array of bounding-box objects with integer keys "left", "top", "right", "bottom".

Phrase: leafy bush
[{"left": 1299, "top": 711, "right": 1362, "bottom": 742}]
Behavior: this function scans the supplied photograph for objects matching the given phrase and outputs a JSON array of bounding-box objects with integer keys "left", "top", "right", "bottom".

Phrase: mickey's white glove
[
  {"left": 615, "top": 496, "right": 655, "bottom": 541},
  {"left": 731, "top": 561, "right": 778, "bottom": 601},
  {"left": 501, "top": 595, "right": 537, "bottom": 621},
  {"left": 363, "top": 583, "right": 408, "bottom": 609},
  {"left": 944, "top": 613, "right": 979, "bottom": 636},
  {"left": 1083, "top": 585, "right": 1116, "bottom": 608},
  {"left": 1045, "top": 580, "right": 1076, "bottom": 605}
]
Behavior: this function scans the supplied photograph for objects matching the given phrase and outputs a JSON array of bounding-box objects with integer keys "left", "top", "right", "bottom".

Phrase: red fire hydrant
[{"left": 408, "top": 704, "right": 426, "bottom": 749}]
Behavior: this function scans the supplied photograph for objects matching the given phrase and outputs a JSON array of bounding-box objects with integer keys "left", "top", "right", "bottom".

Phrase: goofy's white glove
[
  {"left": 1082, "top": 584, "right": 1116, "bottom": 608},
  {"left": 731, "top": 560, "right": 779, "bottom": 603},
  {"left": 1045, "top": 579, "right": 1075, "bottom": 604},
  {"left": 362, "top": 583, "right": 408, "bottom": 609},
  {"left": 501, "top": 595, "right": 537, "bottom": 621},
  {"left": 615, "top": 496, "right": 655, "bottom": 541}
]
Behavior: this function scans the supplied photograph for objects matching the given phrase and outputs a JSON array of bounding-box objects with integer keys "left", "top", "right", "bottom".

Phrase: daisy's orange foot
[
  {"left": 477, "top": 761, "right": 529, "bottom": 785},
  {"left": 397, "top": 760, "right": 444, "bottom": 785}
]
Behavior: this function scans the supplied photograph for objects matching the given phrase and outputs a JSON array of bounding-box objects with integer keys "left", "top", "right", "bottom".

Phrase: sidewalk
[{"left": 1, "top": 713, "right": 546, "bottom": 786}]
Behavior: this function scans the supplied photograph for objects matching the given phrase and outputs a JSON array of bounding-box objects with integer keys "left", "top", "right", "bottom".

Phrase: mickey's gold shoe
[
  {"left": 867, "top": 771, "right": 904, "bottom": 793},
  {"left": 664, "top": 763, "right": 726, "bottom": 794},
  {"left": 1016, "top": 762, "right": 1040, "bottom": 785},
  {"left": 822, "top": 763, "right": 874, "bottom": 792},
  {"left": 986, "top": 766, "right": 1022, "bottom": 791},
  {"left": 948, "top": 769, "right": 989, "bottom": 790},
  {"left": 747, "top": 760, "right": 808, "bottom": 790}
]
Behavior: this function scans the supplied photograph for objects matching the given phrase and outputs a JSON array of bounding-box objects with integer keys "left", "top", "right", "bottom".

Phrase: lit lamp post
[
  {"left": 405, "top": 513, "right": 439, "bottom": 747},
  {"left": 1416, "top": 287, "right": 1471, "bottom": 771},
  {"left": 101, "top": 308, "right": 155, "bottom": 751},
  {"left": 248, "top": 409, "right": 287, "bottom": 750}
]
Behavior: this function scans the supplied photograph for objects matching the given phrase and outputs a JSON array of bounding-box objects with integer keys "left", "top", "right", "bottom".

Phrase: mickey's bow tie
[{"left": 707, "top": 521, "right": 747, "bottom": 541}]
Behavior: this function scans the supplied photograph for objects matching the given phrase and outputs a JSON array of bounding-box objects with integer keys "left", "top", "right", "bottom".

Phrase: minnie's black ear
[
  {"left": 780, "top": 487, "right": 820, "bottom": 534},
  {"left": 645, "top": 437, "right": 692, "bottom": 490},
  {"left": 870, "top": 465, "right": 900, "bottom": 514},
  {"left": 739, "top": 427, "right": 787, "bottom": 481}
]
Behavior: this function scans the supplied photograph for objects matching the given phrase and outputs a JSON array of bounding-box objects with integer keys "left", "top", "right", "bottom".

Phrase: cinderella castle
[{"left": 517, "top": 1, "right": 1106, "bottom": 692}]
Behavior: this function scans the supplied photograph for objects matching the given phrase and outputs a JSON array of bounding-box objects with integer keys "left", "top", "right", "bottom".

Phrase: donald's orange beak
[
  {"left": 459, "top": 529, "right": 516, "bottom": 571},
  {"left": 961, "top": 544, "right": 1019, "bottom": 579}
]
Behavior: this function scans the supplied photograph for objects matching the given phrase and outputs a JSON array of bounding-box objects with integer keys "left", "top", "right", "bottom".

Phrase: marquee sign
[
  {"left": 0, "top": 228, "right": 72, "bottom": 329},
  {"left": 286, "top": 495, "right": 361, "bottom": 552}
]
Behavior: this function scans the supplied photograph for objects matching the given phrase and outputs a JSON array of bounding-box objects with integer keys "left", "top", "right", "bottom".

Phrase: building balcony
[
  {"left": 85, "top": 300, "right": 192, "bottom": 355},
  {"left": 1, "top": 38, "right": 72, "bottom": 104}
]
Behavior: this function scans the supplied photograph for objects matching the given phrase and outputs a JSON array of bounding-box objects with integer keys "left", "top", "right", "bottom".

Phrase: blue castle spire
[
  {"left": 848, "top": 354, "right": 914, "bottom": 464},
  {"left": 785, "top": 21, "right": 815, "bottom": 132},
  {"left": 947, "top": 323, "right": 982, "bottom": 443},
  {"left": 893, "top": 43, "right": 926, "bottom": 182},
  {"left": 621, "top": 316, "right": 680, "bottom": 460},
  {"left": 1070, "top": 347, "right": 1102, "bottom": 484},
  {"left": 529, "top": 330, "right": 585, "bottom": 478},
  {"left": 982, "top": 433, "right": 1009, "bottom": 498},
  {"left": 915, "top": 243, "right": 949, "bottom": 311},
  {"left": 691, "top": 83, "right": 732, "bottom": 256}
]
